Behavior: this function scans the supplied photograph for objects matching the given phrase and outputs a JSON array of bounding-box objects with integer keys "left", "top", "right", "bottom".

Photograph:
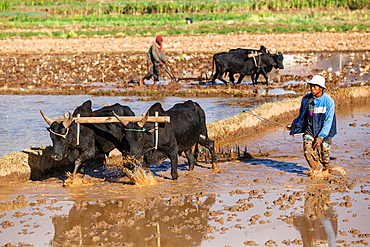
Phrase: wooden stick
[
  {"left": 76, "top": 114, "right": 80, "bottom": 146},
  {"left": 155, "top": 111, "right": 158, "bottom": 150},
  {"left": 52, "top": 116, "right": 170, "bottom": 124},
  {"left": 247, "top": 52, "right": 261, "bottom": 58},
  {"left": 156, "top": 222, "right": 161, "bottom": 247}
]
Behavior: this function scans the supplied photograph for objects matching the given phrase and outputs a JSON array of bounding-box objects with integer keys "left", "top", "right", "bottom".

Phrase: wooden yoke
[
  {"left": 52, "top": 114, "right": 170, "bottom": 148},
  {"left": 247, "top": 51, "right": 262, "bottom": 58},
  {"left": 248, "top": 51, "right": 262, "bottom": 68},
  {"left": 52, "top": 116, "right": 170, "bottom": 124}
]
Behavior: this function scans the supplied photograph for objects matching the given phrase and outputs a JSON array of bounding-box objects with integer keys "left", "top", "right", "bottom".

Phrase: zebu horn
[
  {"left": 40, "top": 110, "right": 54, "bottom": 126},
  {"left": 138, "top": 111, "right": 149, "bottom": 128},
  {"left": 62, "top": 109, "right": 74, "bottom": 128},
  {"left": 113, "top": 111, "right": 129, "bottom": 126}
]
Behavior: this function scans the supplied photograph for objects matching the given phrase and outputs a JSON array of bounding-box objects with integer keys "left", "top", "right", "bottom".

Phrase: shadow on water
[{"left": 246, "top": 158, "right": 308, "bottom": 175}]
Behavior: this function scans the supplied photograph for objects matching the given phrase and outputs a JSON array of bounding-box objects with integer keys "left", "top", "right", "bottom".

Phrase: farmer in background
[
  {"left": 140, "top": 35, "right": 168, "bottom": 86},
  {"left": 185, "top": 17, "right": 193, "bottom": 24},
  {"left": 286, "top": 75, "right": 336, "bottom": 173}
]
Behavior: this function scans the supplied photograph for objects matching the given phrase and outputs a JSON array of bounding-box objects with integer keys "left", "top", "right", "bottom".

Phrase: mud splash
[
  {"left": 108, "top": 156, "right": 157, "bottom": 186},
  {"left": 308, "top": 166, "right": 347, "bottom": 178},
  {"left": 122, "top": 166, "right": 157, "bottom": 186},
  {"left": 62, "top": 173, "right": 102, "bottom": 188}
]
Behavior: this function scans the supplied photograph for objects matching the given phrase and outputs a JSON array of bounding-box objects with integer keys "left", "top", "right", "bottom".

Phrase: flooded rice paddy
[
  {"left": 0, "top": 101, "right": 369, "bottom": 246},
  {"left": 0, "top": 94, "right": 280, "bottom": 157},
  {"left": 0, "top": 51, "right": 369, "bottom": 246},
  {"left": 1, "top": 51, "right": 370, "bottom": 156},
  {"left": 0, "top": 52, "right": 369, "bottom": 92}
]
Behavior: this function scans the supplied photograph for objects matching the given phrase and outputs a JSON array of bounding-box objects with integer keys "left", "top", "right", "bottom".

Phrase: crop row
[
  {"left": 0, "top": 23, "right": 368, "bottom": 39},
  {"left": 4, "top": 0, "right": 370, "bottom": 15},
  {"left": 7, "top": 11, "right": 369, "bottom": 28}
]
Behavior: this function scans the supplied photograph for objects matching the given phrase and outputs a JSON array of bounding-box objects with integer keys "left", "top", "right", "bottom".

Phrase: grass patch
[
  {"left": 1, "top": 22, "right": 369, "bottom": 39},
  {"left": 1, "top": 1, "right": 370, "bottom": 38}
]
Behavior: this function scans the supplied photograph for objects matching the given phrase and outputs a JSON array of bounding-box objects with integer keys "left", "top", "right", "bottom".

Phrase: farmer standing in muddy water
[
  {"left": 286, "top": 75, "right": 337, "bottom": 173},
  {"left": 140, "top": 35, "right": 168, "bottom": 86}
]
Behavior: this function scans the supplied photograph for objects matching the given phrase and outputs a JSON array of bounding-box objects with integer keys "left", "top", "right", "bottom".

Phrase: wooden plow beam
[
  {"left": 52, "top": 116, "right": 170, "bottom": 124},
  {"left": 52, "top": 112, "right": 170, "bottom": 149}
]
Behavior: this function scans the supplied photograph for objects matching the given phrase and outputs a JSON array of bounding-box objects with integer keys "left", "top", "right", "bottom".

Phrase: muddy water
[
  {"left": 0, "top": 94, "right": 280, "bottom": 157},
  {"left": 0, "top": 103, "right": 369, "bottom": 246}
]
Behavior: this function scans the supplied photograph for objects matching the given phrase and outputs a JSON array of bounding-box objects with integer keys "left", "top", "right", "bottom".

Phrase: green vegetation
[
  {"left": 0, "top": 0, "right": 369, "bottom": 38},
  {"left": 0, "top": 1, "right": 12, "bottom": 11},
  {"left": 6, "top": 0, "right": 370, "bottom": 14}
]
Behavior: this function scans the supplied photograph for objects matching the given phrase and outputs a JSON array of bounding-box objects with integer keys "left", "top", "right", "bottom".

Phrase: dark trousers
[{"left": 142, "top": 65, "right": 159, "bottom": 81}]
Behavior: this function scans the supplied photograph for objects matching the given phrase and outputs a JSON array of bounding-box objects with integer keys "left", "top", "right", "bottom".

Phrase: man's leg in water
[
  {"left": 303, "top": 135, "right": 320, "bottom": 171},
  {"left": 319, "top": 141, "right": 331, "bottom": 171}
]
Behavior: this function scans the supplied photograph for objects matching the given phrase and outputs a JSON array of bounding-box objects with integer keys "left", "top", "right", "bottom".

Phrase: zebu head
[
  {"left": 260, "top": 50, "right": 277, "bottom": 68},
  {"left": 113, "top": 111, "right": 153, "bottom": 160},
  {"left": 274, "top": 52, "right": 284, "bottom": 69},
  {"left": 40, "top": 109, "right": 75, "bottom": 161}
]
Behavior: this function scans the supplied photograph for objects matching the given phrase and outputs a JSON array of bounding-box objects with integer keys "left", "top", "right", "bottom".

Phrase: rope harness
[
  {"left": 125, "top": 128, "right": 146, "bottom": 132},
  {"left": 243, "top": 108, "right": 295, "bottom": 142},
  {"left": 49, "top": 128, "right": 69, "bottom": 139},
  {"left": 125, "top": 127, "right": 158, "bottom": 150}
]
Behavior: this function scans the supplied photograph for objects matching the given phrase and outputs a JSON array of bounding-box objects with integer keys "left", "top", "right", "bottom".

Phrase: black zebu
[
  {"left": 229, "top": 47, "right": 284, "bottom": 86},
  {"left": 211, "top": 46, "right": 277, "bottom": 86},
  {"left": 40, "top": 100, "right": 134, "bottom": 176},
  {"left": 254, "top": 52, "right": 284, "bottom": 85},
  {"left": 113, "top": 100, "right": 217, "bottom": 180}
]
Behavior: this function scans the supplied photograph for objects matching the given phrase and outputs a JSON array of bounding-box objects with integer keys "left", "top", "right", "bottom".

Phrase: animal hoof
[{"left": 212, "top": 163, "right": 220, "bottom": 170}]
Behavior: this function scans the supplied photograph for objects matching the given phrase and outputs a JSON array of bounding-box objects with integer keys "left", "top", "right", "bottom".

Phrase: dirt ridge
[{"left": 1, "top": 31, "right": 369, "bottom": 54}]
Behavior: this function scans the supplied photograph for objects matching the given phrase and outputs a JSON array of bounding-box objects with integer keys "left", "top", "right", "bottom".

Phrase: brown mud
[
  {"left": 0, "top": 32, "right": 370, "bottom": 246},
  {"left": 0, "top": 103, "right": 369, "bottom": 246},
  {"left": 1, "top": 32, "right": 370, "bottom": 98}
]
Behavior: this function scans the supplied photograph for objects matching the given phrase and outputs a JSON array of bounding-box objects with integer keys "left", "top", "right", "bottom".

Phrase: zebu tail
[{"left": 209, "top": 55, "right": 216, "bottom": 83}]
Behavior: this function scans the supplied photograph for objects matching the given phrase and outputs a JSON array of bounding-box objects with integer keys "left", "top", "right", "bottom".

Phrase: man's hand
[
  {"left": 159, "top": 61, "right": 164, "bottom": 66},
  {"left": 313, "top": 136, "right": 324, "bottom": 149},
  {"left": 285, "top": 124, "right": 292, "bottom": 130}
]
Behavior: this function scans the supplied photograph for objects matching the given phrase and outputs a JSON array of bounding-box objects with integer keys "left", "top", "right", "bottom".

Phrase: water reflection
[
  {"left": 249, "top": 88, "right": 297, "bottom": 95},
  {"left": 292, "top": 189, "right": 337, "bottom": 247},
  {"left": 51, "top": 194, "right": 216, "bottom": 246}
]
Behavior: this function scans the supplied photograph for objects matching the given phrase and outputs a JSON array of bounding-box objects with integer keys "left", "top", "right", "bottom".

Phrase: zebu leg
[
  {"left": 72, "top": 148, "right": 95, "bottom": 176},
  {"left": 169, "top": 148, "right": 179, "bottom": 180},
  {"left": 236, "top": 73, "right": 246, "bottom": 85},
  {"left": 260, "top": 68, "right": 269, "bottom": 85},
  {"left": 185, "top": 149, "right": 196, "bottom": 171},
  {"left": 198, "top": 134, "right": 219, "bottom": 170}
]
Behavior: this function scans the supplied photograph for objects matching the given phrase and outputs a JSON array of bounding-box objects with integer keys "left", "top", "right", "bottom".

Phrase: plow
[{"left": 162, "top": 65, "right": 209, "bottom": 83}]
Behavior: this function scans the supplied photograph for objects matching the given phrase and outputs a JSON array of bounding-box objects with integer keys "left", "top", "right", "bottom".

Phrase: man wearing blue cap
[{"left": 286, "top": 75, "right": 336, "bottom": 172}]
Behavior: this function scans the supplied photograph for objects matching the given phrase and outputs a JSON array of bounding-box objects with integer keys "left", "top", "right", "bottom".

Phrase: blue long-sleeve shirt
[{"left": 290, "top": 92, "right": 337, "bottom": 140}]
